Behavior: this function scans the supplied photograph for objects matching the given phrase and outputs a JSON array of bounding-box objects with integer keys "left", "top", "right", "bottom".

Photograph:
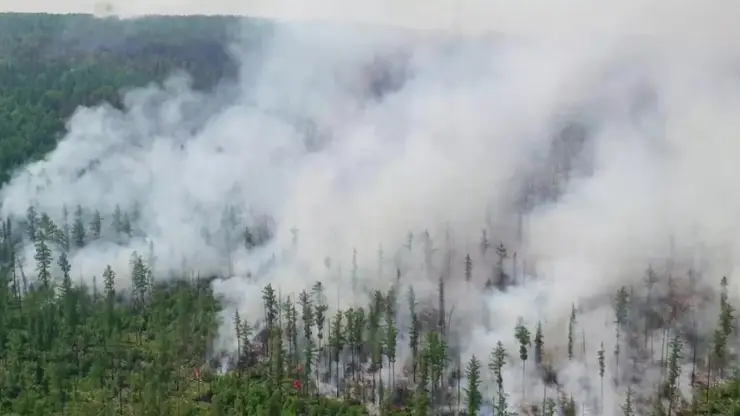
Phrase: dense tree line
[{"left": 2, "top": 202, "right": 740, "bottom": 415}]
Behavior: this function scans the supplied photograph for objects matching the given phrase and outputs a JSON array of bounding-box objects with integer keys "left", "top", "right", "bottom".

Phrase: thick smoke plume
[{"left": 4, "top": 1, "right": 740, "bottom": 414}]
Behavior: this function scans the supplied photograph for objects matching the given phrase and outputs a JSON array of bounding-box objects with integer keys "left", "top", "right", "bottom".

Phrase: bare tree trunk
[
  {"left": 542, "top": 383, "right": 547, "bottom": 416},
  {"left": 522, "top": 361, "right": 526, "bottom": 404}
]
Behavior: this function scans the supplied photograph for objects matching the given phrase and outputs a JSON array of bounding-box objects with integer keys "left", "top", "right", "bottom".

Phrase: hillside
[
  {"left": 1, "top": 11, "right": 740, "bottom": 416},
  {"left": 0, "top": 13, "right": 263, "bottom": 184}
]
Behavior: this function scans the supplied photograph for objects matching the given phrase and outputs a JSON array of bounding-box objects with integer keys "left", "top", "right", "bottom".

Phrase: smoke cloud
[{"left": 4, "top": 1, "right": 740, "bottom": 414}]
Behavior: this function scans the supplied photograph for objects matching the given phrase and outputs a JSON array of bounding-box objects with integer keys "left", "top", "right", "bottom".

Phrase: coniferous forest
[{"left": 1, "top": 12, "right": 740, "bottom": 416}]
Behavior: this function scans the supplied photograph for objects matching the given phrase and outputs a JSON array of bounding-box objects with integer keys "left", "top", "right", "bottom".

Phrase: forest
[{"left": 1, "top": 12, "right": 740, "bottom": 416}]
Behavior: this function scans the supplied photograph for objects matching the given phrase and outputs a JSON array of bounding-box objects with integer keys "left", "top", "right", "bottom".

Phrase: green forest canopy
[
  {"left": 0, "top": 13, "right": 272, "bottom": 184},
  {"left": 0, "top": 12, "right": 739, "bottom": 416}
]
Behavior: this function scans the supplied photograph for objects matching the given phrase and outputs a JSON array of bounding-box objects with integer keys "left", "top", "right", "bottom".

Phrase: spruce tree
[
  {"left": 60, "top": 205, "right": 70, "bottom": 252},
  {"left": 368, "top": 290, "right": 384, "bottom": 401},
  {"left": 568, "top": 303, "right": 576, "bottom": 360},
  {"left": 58, "top": 251, "right": 72, "bottom": 294},
  {"left": 534, "top": 320, "right": 544, "bottom": 367},
  {"left": 313, "top": 291, "right": 327, "bottom": 381},
  {"left": 329, "top": 310, "right": 344, "bottom": 396},
  {"left": 112, "top": 205, "right": 123, "bottom": 237},
  {"left": 72, "top": 205, "right": 85, "bottom": 248},
  {"left": 424, "top": 331, "right": 448, "bottom": 410},
  {"left": 130, "top": 252, "right": 148, "bottom": 308},
  {"left": 598, "top": 342, "right": 605, "bottom": 412},
  {"left": 666, "top": 334, "right": 683, "bottom": 415},
  {"left": 299, "top": 290, "right": 315, "bottom": 395},
  {"left": 413, "top": 354, "right": 430, "bottom": 416},
  {"left": 614, "top": 286, "right": 629, "bottom": 385},
  {"left": 262, "top": 284, "right": 278, "bottom": 356},
  {"left": 384, "top": 290, "right": 398, "bottom": 387},
  {"left": 494, "top": 243, "right": 508, "bottom": 289},
  {"left": 90, "top": 210, "right": 102, "bottom": 240},
  {"left": 283, "top": 297, "right": 298, "bottom": 370},
  {"left": 490, "top": 341, "right": 510, "bottom": 416},
  {"left": 34, "top": 229, "right": 52, "bottom": 288},
  {"left": 714, "top": 276, "right": 735, "bottom": 380},
  {"left": 409, "top": 306, "right": 421, "bottom": 383},
  {"left": 464, "top": 253, "right": 473, "bottom": 283},
  {"left": 621, "top": 386, "right": 635, "bottom": 416},
  {"left": 103, "top": 265, "right": 116, "bottom": 336},
  {"left": 465, "top": 355, "right": 482, "bottom": 416},
  {"left": 26, "top": 206, "right": 38, "bottom": 241},
  {"left": 351, "top": 308, "right": 365, "bottom": 385},
  {"left": 234, "top": 309, "right": 243, "bottom": 367},
  {"left": 514, "top": 319, "right": 531, "bottom": 401}
]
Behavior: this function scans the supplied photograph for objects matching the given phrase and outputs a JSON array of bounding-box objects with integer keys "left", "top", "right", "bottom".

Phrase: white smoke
[{"left": 3, "top": 1, "right": 740, "bottom": 414}]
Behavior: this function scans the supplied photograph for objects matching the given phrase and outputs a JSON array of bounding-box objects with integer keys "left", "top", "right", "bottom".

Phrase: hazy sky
[{"left": 3, "top": 0, "right": 740, "bottom": 47}]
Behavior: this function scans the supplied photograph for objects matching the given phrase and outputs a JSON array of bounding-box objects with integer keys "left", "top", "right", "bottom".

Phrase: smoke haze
[{"left": 3, "top": 1, "right": 740, "bottom": 414}]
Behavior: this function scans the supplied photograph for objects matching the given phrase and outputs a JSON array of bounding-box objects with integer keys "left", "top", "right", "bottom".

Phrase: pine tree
[
  {"left": 714, "top": 276, "right": 735, "bottom": 380},
  {"left": 490, "top": 341, "right": 506, "bottom": 393},
  {"left": 464, "top": 253, "right": 473, "bottom": 283},
  {"left": 614, "top": 286, "right": 629, "bottom": 385},
  {"left": 234, "top": 309, "right": 243, "bottom": 366},
  {"left": 60, "top": 205, "right": 70, "bottom": 252},
  {"left": 515, "top": 319, "right": 531, "bottom": 401},
  {"left": 351, "top": 308, "right": 365, "bottom": 387},
  {"left": 103, "top": 265, "right": 116, "bottom": 336},
  {"left": 58, "top": 251, "right": 72, "bottom": 293},
  {"left": 422, "top": 230, "right": 436, "bottom": 272},
  {"left": 26, "top": 206, "right": 38, "bottom": 241},
  {"left": 239, "top": 317, "right": 252, "bottom": 361},
  {"left": 58, "top": 251, "right": 76, "bottom": 339},
  {"left": 534, "top": 320, "right": 544, "bottom": 367},
  {"left": 72, "top": 205, "right": 85, "bottom": 248},
  {"left": 413, "top": 354, "right": 430, "bottom": 416},
  {"left": 34, "top": 229, "right": 53, "bottom": 288},
  {"left": 329, "top": 310, "right": 344, "bottom": 396},
  {"left": 130, "top": 252, "right": 148, "bottom": 308},
  {"left": 244, "top": 227, "right": 254, "bottom": 250},
  {"left": 368, "top": 290, "right": 384, "bottom": 401},
  {"left": 112, "top": 205, "right": 123, "bottom": 237},
  {"left": 545, "top": 397, "right": 557, "bottom": 416},
  {"left": 283, "top": 297, "right": 298, "bottom": 370},
  {"left": 494, "top": 243, "right": 508, "bottom": 289},
  {"left": 90, "top": 210, "right": 102, "bottom": 240},
  {"left": 437, "top": 277, "right": 446, "bottom": 335},
  {"left": 409, "top": 307, "right": 421, "bottom": 383},
  {"left": 666, "top": 334, "right": 683, "bottom": 415},
  {"left": 424, "top": 331, "right": 448, "bottom": 409},
  {"left": 121, "top": 212, "right": 132, "bottom": 237},
  {"left": 262, "top": 284, "right": 278, "bottom": 356},
  {"left": 490, "top": 341, "right": 510, "bottom": 416},
  {"left": 598, "top": 342, "right": 605, "bottom": 412},
  {"left": 465, "top": 355, "right": 482, "bottom": 416},
  {"left": 384, "top": 290, "right": 398, "bottom": 387},
  {"left": 268, "top": 324, "right": 285, "bottom": 395},
  {"left": 568, "top": 303, "right": 576, "bottom": 360},
  {"left": 622, "top": 385, "right": 635, "bottom": 416},
  {"left": 299, "top": 290, "right": 315, "bottom": 394},
  {"left": 299, "top": 290, "right": 314, "bottom": 341},
  {"left": 313, "top": 287, "right": 327, "bottom": 380}
]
